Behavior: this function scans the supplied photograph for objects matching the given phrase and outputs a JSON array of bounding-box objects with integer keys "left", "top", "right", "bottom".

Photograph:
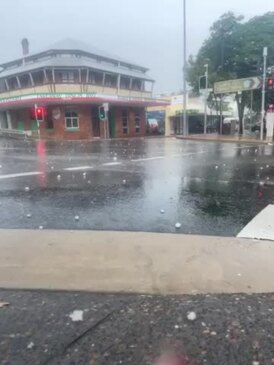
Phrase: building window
[
  {"left": 135, "top": 112, "right": 141, "bottom": 133},
  {"left": 132, "top": 79, "right": 142, "bottom": 91},
  {"left": 105, "top": 74, "right": 117, "bottom": 87},
  {"left": 32, "top": 71, "right": 44, "bottom": 86},
  {"left": 65, "top": 110, "right": 79, "bottom": 129},
  {"left": 89, "top": 71, "right": 103, "bottom": 85},
  {"left": 56, "top": 71, "right": 75, "bottom": 83},
  {"left": 122, "top": 110, "right": 128, "bottom": 134},
  {"left": 120, "top": 76, "right": 130, "bottom": 89}
]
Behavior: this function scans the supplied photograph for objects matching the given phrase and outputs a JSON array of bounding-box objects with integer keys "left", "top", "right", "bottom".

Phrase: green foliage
[{"left": 186, "top": 12, "right": 274, "bottom": 133}]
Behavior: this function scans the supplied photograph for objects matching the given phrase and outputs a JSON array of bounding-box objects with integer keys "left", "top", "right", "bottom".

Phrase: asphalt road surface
[
  {"left": 0, "top": 137, "right": 274, "bottom": 236},
  {"left": 1, "top": 289, "right": 274, "bottom": 365}
]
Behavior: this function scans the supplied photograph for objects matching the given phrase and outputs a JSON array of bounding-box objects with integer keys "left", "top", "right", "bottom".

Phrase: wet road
[{"left": 0, "top": 137, "right": 274, "bottom": 236}]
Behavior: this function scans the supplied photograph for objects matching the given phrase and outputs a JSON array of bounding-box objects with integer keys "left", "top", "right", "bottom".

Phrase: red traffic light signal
[
  {"left": 31, "top": 106, "right": 45, "bottom": 121},
  {"left": 267, "top": 78, "right": 274, "bottom": 90}
]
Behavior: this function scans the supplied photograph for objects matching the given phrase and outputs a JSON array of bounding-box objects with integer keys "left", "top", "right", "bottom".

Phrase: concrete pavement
[{"left": 1, "top": 229, "right": 274, "bottom": 294}]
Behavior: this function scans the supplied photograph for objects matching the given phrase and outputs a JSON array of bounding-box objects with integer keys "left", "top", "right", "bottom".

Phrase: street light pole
[
  {"left": 204, "top": 64, "right": 208, "bottom": 134},
  {"left": 183, "top": 0, "right": 187, "bottom": 136},
  {"left": 261, "top": 47, "right": 268, "bottom": 141}
]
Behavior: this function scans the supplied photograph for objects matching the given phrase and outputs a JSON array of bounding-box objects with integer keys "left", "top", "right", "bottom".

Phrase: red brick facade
[{"left": 9, "top": 104, "right": 146, "bottom": 140}]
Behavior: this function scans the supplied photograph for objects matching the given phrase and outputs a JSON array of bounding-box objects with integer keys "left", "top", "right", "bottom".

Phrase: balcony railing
[{"left": 0, "top": 83, "right": 152, "bottom": 100}]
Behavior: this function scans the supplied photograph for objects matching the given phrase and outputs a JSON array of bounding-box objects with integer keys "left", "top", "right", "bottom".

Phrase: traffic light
[
  {"left": 36, "top": 107, "right": 44, "bottom": 121},
  {"left": 99, "top": 105, "right": 106, "bottom": 120},
  {"left": 267, "top": 78, "right": 274, "bottom": 90},
  {"left": 31, "top": 106, "right": 45, "bottom": 121}
]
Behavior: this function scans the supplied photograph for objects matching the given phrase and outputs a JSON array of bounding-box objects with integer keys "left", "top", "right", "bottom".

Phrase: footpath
[
  {"left": 1, "top": 229, "right": 274, "bottom": 364},
  {"left": 176, "top": 133, "right": 273, "bottom": 144}
]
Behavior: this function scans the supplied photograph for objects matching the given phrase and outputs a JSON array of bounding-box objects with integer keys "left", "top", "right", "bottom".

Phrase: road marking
[
  {"left": 0, "top": 171, "right": 42, "bottom": 180},
  {"left": 131, "top": 156, "right": 164, "bottom": 162},
  {"left": 63, "top": 166, "right": 94, "bottom": 171},
  {"left": 102, "top": 162, "right": 121, "bottom": 166}
]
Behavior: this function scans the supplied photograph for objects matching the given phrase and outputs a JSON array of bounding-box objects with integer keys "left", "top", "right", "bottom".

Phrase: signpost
[
  {"left": 214, "top": 77, "right": 262, "bottom": 94},
  {"left": 266, "top": 104, "right": 274, "bottom": 142}
]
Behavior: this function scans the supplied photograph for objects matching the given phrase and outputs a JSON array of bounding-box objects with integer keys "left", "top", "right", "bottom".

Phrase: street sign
[{"left": 214, "top": 77, "right": 262, "bottom": 94}]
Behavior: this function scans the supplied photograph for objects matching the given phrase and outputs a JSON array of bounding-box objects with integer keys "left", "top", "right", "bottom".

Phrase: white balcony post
[
  {"left": 29, "top": 73, "right": 34, "bottom": 86},
  {"left": 4, "top": 79, "right": 9, "bottom": 91},
  {"left": 16, "top": 76, "right": 21, "bottom": 89},
  {"left": 6, "top": 111, "right": 12, "bottom": 129}
]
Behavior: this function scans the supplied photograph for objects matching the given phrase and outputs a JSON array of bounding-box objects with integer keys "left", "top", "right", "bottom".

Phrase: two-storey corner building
[{"left": 0, "top": 38, "right": 167, "bottom": 139}]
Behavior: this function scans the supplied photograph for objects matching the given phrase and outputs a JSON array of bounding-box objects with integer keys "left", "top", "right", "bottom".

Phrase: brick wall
[
  {"left": 113, "top": 106, "right": 146, "bottom": 138},
  {"left": 41, "top": 105, "right": 93, "bottom": 140},
  {"left": 8, "top": 104, "right": 146, "bottom": 140}
]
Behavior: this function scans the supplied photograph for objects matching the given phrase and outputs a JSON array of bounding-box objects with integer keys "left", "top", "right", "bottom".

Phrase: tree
[{"left": 186, "top": 12, "right": 274, "bottom": 134}]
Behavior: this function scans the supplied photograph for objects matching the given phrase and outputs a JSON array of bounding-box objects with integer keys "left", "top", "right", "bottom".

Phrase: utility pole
[
  {"left": 261, "top": 47, "right": 268, "bottom": 141},
  {"left": 250, "top": 90, "right": 253, "bottom": 133},
  {"left": 204, "top": 64, "right": 208, "bottom": 134},
  {"left": 219, "top": 95, "right": 223, "bottom": 135},
  {"left": 182, "top": 0, "right": 187, "bottom": 136}
]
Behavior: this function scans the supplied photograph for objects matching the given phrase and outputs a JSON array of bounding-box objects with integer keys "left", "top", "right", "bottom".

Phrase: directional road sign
[{"left": 214, "top": 77, "right": 262, "bottom": 94}]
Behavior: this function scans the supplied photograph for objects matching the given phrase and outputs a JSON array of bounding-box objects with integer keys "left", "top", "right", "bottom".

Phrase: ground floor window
[
  {"left": 65, "top": 110, "right": 79, "bottom": 129},
  {"left": 122, "top": 110, "right": 128, "bottom": 134},
  {"left": 135, "top": 112, "right": 141, "bottom": 133}
]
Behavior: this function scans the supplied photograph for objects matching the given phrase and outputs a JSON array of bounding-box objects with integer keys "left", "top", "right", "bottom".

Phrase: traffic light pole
[
  {"left": 34, "top": 104, "right": 41, "bottom": 140},
  {"left": 204, "top": 64, "right": 208, "bottom": 134},
  {"left": 261, "top": 47, "right": 268, "bottom": 141},
  {"left": 182, "top": 0, "right": 187, "bottom": 136}
]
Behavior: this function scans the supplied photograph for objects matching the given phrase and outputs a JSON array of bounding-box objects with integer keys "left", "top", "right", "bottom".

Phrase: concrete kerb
[
  {"left": 0, "top": 229, "right": 274, "bottom": 295},
  {"left": 176, "top": 135, "right": 272, "bottom": 145}
]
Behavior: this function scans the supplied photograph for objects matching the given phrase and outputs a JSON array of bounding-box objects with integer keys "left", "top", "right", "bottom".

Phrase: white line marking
[
  {"left": 63, "top": 166, "right": 93, "bottom": 171},
  {"left": 0, "top": 171, "right": 42, "bottom": 180},
  {"left": 102, "top": 162, "right": 121, "bottom": 166},
  {"left": 131, "top": 156, "right": 164, "bottom": 162}
]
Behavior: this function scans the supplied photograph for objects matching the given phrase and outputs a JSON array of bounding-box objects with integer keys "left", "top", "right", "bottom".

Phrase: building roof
[
  {"left": 0, "top": 38, "right": 149, "bottom": 73},
  {"left": 0, "top": 55, "right": 153, "bottom": 81},
  {"left": 46, "top": 38, "right": 136, "bottom": 66}
]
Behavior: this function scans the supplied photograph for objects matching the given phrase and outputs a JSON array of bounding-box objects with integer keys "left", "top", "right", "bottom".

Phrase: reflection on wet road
[{"left": 0, "top": 137, "right": 273, "bottom": 236}]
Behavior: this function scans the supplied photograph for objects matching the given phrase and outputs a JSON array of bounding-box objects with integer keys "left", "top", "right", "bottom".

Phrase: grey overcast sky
[{"left": 0, "top": 0, "right": 273, "bottom": 92}]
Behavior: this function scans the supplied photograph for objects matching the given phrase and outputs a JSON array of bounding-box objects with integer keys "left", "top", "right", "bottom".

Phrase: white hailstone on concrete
[
  {"left": 50, "top": 166, "right": 54, "bottom": 170},
  {"left": 259, "top": 181, "right": 264, "bottom": 186},
  {"left": 266, "top": 165, "right": 270, "bottom": 168},
  {"left": 39, "top": 226, "right": 44, "bottom": 230},
  {"left": 255, "top": 149, "right": 258, "bottom": 153},
  {"left": 174, "top": 324, "right": 180, "bottom": 329},
  {"left": 26, "top": 213, "right": 32, "bottom": 218},
  {"left": 113, "top": 157, "right": 117, "bottom": 161},
  {"left": 123, "top": 179, "right": 126, "bottom": 184},
  {"left": 160, "top": 209, "right": 165, "bottom": 214},
  {"left": 74, "top": 215, "right": 80, "bottom": 221},
  {"left": 210, "top": 331, "right": 217, "bottom": 336},
  {"left": 215, "top": 165, "right": 219, "bottom": 169},
  {"left": 57, "top": 174, "right": 61, "bottom": 180},
  {"left": 0, "top": 165, "right": 2, "bottom": 169},
  {"left": 88, "top": 180, "right": 91, "bottom": 184},
  {"left": 24, "top": 186, "right": 30, "bottom": 192},
  {"left": 267, "top": 177, "right": 270, "bottom": 180},
  {"left": 69, "top": 310, "right": 83, "bottom": 322},
  {"left": 27, "top": 342, "right": 34, "bottom": 349},
  {"left": 175, "top": 222, "right": 181, "bottom": 229},
  {"left": 187, "top": 311, "right": 197, "bottom": 321}
]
